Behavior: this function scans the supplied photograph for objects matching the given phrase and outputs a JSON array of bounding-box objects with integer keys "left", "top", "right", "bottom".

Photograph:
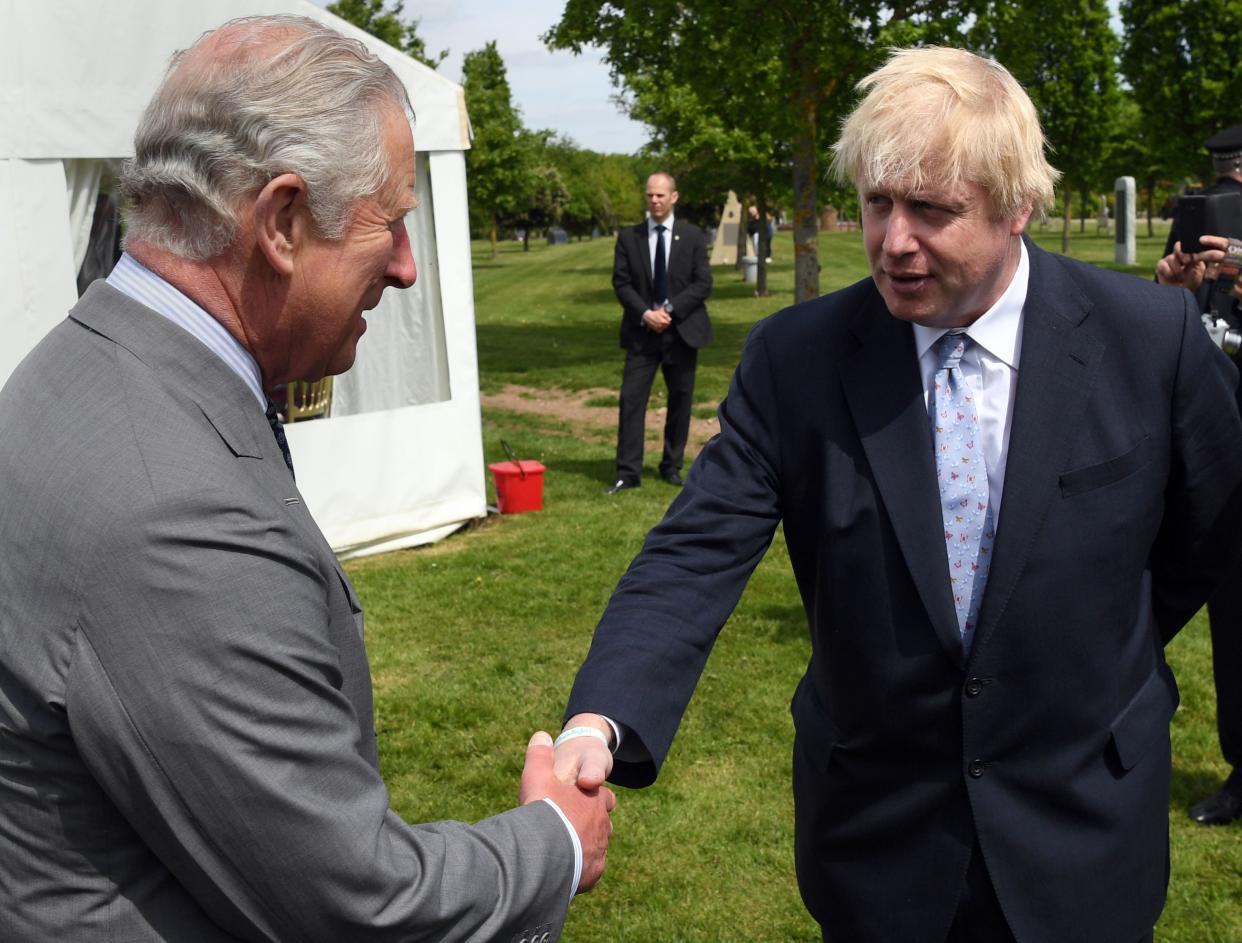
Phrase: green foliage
[
  {"left": 462, "top": 42, "right": 537, "bottom": 249},
  {"left": 546, "top": 0, "right": 984, "bottom": 302},
  {"left": 326, "top": 0, "right": 447, "bottom": 68},
  {"left": 1120, "top": 0, "right": 1242, "bottom": 185},
  {"left": 972, "top": 0, "right": 1123, "bottom": 250},
  {"left": 543, "top": 138, "right": 647, "bottom": 235}
]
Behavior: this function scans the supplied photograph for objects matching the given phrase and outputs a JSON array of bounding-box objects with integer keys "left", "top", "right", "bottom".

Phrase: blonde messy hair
[{"left": 831, "top": 46, "right": 1059, "bottom": 221}]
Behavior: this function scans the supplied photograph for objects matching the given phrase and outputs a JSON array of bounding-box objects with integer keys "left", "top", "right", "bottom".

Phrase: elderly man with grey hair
[
  {"left": 0, "top": 15, "right": 612, "bottom": 943},
  {"left": 555, "top": 46, "right": 1242, "bottom": 942}
]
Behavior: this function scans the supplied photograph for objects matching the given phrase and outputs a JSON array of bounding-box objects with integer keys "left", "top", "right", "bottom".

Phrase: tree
[
  {"left": 972, "top": 0, "right": 1122, "bottom": 252},
  {"left": 547, "top": 0, "right": 976, "bottom": 304},
  {"left": 327, "top": 0, "right": 448, "bottom": 68},
  {"left": 461, "top": 42, "right": 535, "bottom": 257},
  {"left": 543, "top": 138, "right": 646, "bottom": 238},
  {"left": 1120, "top": 0, "right": 1242, "bottom": 187}
]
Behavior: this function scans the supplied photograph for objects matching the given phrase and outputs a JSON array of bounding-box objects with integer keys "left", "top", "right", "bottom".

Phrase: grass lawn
[{"left": 347, "top": 221, "right": 1241, "bottom": 941}]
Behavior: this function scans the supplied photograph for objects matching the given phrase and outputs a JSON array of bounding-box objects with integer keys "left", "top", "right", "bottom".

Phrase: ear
[
  {"left": 253, "top": 173, "right": 310, "bottom": 276},
  {"left": 1009, "top": 203, "right": 1034, "bottom": 236}
]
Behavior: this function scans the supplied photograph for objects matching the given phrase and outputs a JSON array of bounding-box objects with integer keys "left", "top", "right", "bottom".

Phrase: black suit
[
  {"left": 611, "top": 218, "right": 712, "bottom": 481},
  {"left": 568, "top": 241, "right": 1242, "bottom": 942}
]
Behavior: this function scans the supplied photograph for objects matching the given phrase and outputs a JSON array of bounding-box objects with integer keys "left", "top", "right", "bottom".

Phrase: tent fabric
[
  {"left": 332, "top": 152, "right": 451, "bottom": 417},
  {"left": 0, "top": 1, "right": 485, "bottom": 557}
]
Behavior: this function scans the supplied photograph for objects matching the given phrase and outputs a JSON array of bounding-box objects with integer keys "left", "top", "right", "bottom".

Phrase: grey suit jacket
[{"left": 0, "top": 282, "right": 573, "bottom": 942}]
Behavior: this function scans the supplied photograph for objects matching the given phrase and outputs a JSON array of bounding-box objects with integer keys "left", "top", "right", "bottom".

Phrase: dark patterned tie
[
  {"left": 930, "top": 332, "right": 992, "bottom": 654},
  {"left": 653, "top": 224, "right": 668, "bottom": 306},
  {"left": 265, "top": 399, "right": 296, "bottom": 481}
]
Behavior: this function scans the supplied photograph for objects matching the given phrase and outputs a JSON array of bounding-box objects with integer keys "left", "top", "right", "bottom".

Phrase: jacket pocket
[
  {"left": 1060, "top": 435, "right": 1153, "bottom": 497},
  {"left": 1110, "top": 664, "right": 1179, "bottom": 771}
]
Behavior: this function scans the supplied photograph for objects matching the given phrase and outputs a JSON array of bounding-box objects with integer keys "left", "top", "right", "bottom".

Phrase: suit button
[
  {"left": 965, "top": 678, "right": 983, "bottom": 697},
  {"left": 969, "top": 758, "right": 986, "bottom": 778}
]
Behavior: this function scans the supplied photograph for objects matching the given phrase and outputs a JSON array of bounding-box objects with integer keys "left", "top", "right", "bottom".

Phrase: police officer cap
[{"left": 1206, "top": 123, "right": 1242, "bottom": 160}]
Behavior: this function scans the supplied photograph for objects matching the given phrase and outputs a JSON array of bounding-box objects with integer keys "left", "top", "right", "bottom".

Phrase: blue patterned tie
[{"left": 931, "top": 332, "right": 993, "bottom": 653}]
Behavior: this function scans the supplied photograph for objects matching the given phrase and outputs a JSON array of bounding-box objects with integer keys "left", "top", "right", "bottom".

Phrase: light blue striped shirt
[{"left": 106, "top": 253, "right": 266, "bottom": 407}]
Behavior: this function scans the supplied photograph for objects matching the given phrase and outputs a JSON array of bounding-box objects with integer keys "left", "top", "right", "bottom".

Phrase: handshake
[{"left": 519, "top": 714, "right": 618, "bottom": 894}]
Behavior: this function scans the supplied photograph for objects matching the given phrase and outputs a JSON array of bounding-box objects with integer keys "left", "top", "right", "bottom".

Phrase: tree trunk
[
  {"left": 736, "top": 204, "right": 749, "bottom": 272},
  {"left": 756, "top": 180, "right": 770, "bottom": 297},
  {"left": 1146, "top": 174, "right": 1155, "bottom": 238},
  {"left": 1080, "top": 186, "right": 1087, "bottom": 233},
  {"left": 790, "top": 48, "right": 820, "bottom": 304},
  {"left": 489, "top": 214, "right": 498, "bottom": 260},
  {"left": 1061, "top": 191, "right": 1071, "bottom": 255},
  {"left": 523, "top": 228, "right": 530, "bottom": 252}
]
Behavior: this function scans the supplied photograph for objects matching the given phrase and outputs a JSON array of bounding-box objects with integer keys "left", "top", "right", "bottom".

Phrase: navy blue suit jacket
[{"left": 568, "top": 240, "right": 1242, "bottom": 942}]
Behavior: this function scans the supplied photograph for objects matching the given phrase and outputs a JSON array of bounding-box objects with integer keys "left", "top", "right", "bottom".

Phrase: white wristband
[{"left": 554, "top": 726, "right": 611, "bottom": 750}]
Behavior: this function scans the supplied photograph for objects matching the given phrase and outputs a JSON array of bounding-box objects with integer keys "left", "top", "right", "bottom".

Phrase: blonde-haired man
[{"left": 555, "top": 46, "right": 1242, "bottom": 942}]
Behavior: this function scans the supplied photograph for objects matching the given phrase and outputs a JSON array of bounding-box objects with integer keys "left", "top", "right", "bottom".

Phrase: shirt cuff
[
  {"left": 600, "top": 715, "right": 623, "bottom": 752},
  {"left": 541, "top": 797, "right": 582, "bottom": 902}
]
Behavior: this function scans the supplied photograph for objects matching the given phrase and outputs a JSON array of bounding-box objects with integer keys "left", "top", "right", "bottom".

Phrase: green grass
[{"left": 346, "top": 220, "right": 1240, "bottom": 941}]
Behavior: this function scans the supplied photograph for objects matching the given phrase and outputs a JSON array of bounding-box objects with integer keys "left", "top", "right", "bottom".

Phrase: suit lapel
[
  {"left": 841, "top": 290, "right": 966, "bottom": 665},
  {"left": 970, "top": 242, "right": 1102, "bottom": 659}
]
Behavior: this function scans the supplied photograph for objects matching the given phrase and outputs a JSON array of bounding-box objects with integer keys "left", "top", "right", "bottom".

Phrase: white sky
[{"left": 311, "top": 0, "right": 650, "bottom": 154}]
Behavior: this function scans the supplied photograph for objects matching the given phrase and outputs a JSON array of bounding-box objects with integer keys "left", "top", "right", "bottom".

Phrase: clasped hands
[
  {"left": 642, "top": 307, "right": 673, "bottom": 333},
  {"left": 519, "top": 713, "right": 616, "bottom": 893},
  {"left": 1156, "top": 234, "right": 1242, "bottom": 301}
]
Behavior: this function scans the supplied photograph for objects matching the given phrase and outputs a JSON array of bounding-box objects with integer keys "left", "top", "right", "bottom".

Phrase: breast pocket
[{"left": 1059, "top": 435, "right": 1153, "bottom": 498}]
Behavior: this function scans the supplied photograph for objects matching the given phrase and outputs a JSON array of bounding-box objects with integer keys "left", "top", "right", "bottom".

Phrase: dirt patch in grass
[{"left": 480, "top": 384, "right": 720, "bottom": 449}]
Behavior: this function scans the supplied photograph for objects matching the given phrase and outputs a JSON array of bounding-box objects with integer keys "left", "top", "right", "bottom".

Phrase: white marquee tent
[{"left": 0, "top": 0, "right": 487, "bottom": 558}]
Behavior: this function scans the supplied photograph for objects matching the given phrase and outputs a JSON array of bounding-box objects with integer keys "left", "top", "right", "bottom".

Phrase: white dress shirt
[{"left": 911, "top": 239, "right": 1030, "bottom": 528}]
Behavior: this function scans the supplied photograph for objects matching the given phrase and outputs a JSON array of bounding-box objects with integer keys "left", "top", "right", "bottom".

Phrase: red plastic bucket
[{"left": 488, "top": 460, "right": 545, "bottom": 513}]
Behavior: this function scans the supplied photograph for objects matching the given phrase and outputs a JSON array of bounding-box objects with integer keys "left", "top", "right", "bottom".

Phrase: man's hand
[
  {"left": 553, "top": 713, "right": 614, "bottom": 790},
  {"left": 1156, "top": 236, "right": 1228, "bottom": 292},
  {"left": 520, "top": 731, "right": 615, "bottom": 893},
  {"left": 642, "top": 308, "right": 672, "bottom": 332}
]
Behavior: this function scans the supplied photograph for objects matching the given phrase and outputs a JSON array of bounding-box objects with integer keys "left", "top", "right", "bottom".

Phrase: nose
[
  {"left": 881, "top": 208, "right": 917, "bottom": 257},
  {"left": 387, "top": 219, "right": 418, "bottom": 288}
]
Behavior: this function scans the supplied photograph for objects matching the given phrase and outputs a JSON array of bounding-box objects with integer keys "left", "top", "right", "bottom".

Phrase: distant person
[
  {"left": 1155, "top": 122, "right": 1242, "bottom": 828},
  {"left": 746, "top": 203, "right": 761, "bottom": 256},
  {"left": 606, "top": 172, "right": 712, "bottom": 493},
  {"left": 554, "top": 46, "right": 1242, "bottom": 942},
  {"left": 0, "top": 15, "right": 612, "bottom": 941}
]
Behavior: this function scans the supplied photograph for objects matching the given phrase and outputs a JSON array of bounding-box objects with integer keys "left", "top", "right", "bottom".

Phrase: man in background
[
  {"left": 556, "top": 47, "right": 1242, "bottom": 942},
  {"left": 606, "top": 172, "right": 712, "bottom": 493},
  {"left": 0, "top": 15, "right": 612, "bottom": 941}
]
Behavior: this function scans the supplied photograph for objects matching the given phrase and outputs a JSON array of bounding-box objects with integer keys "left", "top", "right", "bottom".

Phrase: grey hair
[{"left": 119, "top": 15, "right": 413, "bottom": 260}]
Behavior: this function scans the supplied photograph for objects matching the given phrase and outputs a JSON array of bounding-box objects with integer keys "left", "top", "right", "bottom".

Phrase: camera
[
  {"left": 1201, "top": 314, "right": 1241, "bottom": 356},
  {"left": 1171, "top": 192, "right": 1242, "bottom": 355}
]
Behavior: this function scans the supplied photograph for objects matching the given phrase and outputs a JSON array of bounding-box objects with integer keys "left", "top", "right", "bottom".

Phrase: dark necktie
[
  {"left": 653, "top": 224, "right": 668, "bottom": 306},
  {"left": 930, "top": 332, "right": 992, "bottom": 654},
  {"left": 265, "top": 399, "right": 296, "bottom": 481}
]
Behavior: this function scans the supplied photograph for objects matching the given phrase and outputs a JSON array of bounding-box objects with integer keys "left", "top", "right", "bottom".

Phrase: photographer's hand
[
  {"left": 1156, "top": 239, "right": 1212, "bottom": 291},
  {"left": 1156, "top": 234, "right": 1241, "bottom": 291}
]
